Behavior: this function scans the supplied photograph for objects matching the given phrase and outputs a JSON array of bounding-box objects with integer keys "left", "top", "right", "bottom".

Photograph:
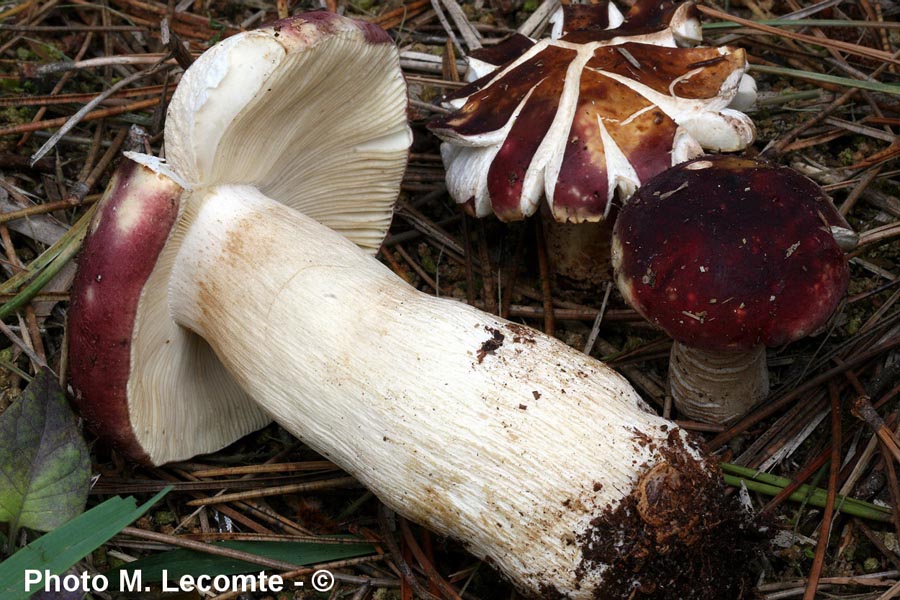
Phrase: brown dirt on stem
[{"left": 579, "top": 430, "right": 766, "bottom": 599}]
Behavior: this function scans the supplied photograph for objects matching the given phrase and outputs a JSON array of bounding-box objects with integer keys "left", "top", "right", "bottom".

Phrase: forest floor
[{"left": 0, "top": 0, "right": 899, "bottom": 598}]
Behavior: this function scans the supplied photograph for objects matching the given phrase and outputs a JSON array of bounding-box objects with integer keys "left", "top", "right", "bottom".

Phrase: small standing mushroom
[
  {"left": 68, "top": 14, "right": 759, "bottom": 598},
  {"left": 611, "top": 155, "right": 852, "bottom": 424},
  {"left": 429, "top": 0, "right": 756, "bottom": 284}
]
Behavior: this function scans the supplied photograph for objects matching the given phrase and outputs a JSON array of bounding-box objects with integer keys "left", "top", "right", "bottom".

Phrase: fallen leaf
[{"left": 0, "top": 369, "right": 90, "bottom": 542}]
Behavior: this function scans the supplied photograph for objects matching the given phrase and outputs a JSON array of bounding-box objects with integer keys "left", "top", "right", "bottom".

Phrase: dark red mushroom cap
[
  {"left": 67, "top": 160, "right": 180, "bottom": 463},
  {"left": 612, "top": 155, "right": 850, "bottom": 351},
  {"left": 67, "top": 158, "right": 269, "bottom": 465}
]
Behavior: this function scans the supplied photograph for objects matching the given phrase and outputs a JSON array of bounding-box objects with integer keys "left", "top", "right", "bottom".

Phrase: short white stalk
[
  {"left": 541, "top": 214, "right": 614, "bottom": 286},
  {"left": 668, "top": 341, "right": 768, "bottom": 424},
  {"left": 167, "top": 184, "right": 713, "bottom": 597}
]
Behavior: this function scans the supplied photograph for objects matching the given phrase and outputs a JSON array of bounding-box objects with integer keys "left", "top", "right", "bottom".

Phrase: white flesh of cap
[{"left": 166, "top": 27, "right": 410, "bottom": 253}]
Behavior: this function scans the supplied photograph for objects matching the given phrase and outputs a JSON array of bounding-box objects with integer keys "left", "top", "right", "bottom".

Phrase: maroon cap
[
  {"left": 269, "top": 10, "right": 392, "bottom": 46},
  {"left": 67, "top": 160, "right": 182, "bottom": 463},
  {"left": 560, "top": 0, "right": 698, "bottom": 44},
  {"left": 613, "top": 155, "right": 850, "bottom": 351}
]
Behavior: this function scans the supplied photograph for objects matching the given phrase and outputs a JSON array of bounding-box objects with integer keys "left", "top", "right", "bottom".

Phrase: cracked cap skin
[{"left": 429, "top": 0, "right": 756, "bottom": 223}]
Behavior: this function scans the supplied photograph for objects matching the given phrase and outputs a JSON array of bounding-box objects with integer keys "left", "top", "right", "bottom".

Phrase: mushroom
[
  {"left": 611, "top": 155, "right": 852, "bottom": 424},
  {"left": 68, "top": 13, "right": 410, "bottom": 463},
  {"left": 67, "top": 13, "right": 759, "bottom": 598},
  {"left": 428, "top": 0, "right": 756, "bottom": 284}
]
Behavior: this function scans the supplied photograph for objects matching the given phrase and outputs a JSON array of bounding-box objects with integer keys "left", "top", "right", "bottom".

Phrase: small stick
[
  {"left": 185, "top": 476, "right": 360, "bottom": 506},
  {"left": 395, "top": 244, "right": 446, "bottom": 294},
  {"left": 695, "top": 4, "right": 900, "bottom": 65},
  {"left": 66, "top": 127, "right": 129, "bottom": 204},
  {"left": 708, "top": 338, "right": 900, "bottom": 449},
  {"left": 583, "top": 282, "right": 613, "bottom": 355},
  {"left": 118, "top": 526, "right": 300, "bottom": 570},
  {"left": 0, "top": 98, "right": 162, "bottom": 140},
  {"left": 209, "top": 555, "right": 395, "bottom": 600},
  {"left": 856, "top": 221, "right": 900, "bottom": 248},
  {"left": 760, "top": 446, "right": 831, "bottom": 516},
  {"left": 882, "top": 442, "right": 900, "bottom": 547},
  {"left": 379, "top": 247, "right": 416, "bottom": 285},
  {"left": 851, "top": 396, "right": 900, "bottom": 467},
  {"left": 399, "top": 518, "right": 463, "bottom": 600},
  {"left": 801, "top": 382, "right": 841, "bottom": 600},
  {"left": 152, "top": 467, "right": 282, "bottom": 535},
  {"left": 477, "top": 220, "right": 498, "bottom": 315},
  {"left": 0, "top": 226, "right": 46, "bottom": 364},
  {"left": 460, "top": 210, "right": 476, "bottom": 307},
  {"left": 30, "top": 62, "right": 172, "bottom": 165},
  {"left": 854, "top": 519, "right": 900, "bottom": 571},
  {"left": 0, "top": 24, "right": 148, "bottom": 32},
  {"left": 0, "top": 311, "right": 47, "bottom": 369},
  {"left": 839, "top": 166, "right": 883, "bottom": 216},
  {"left": 191, "top": 461, "right": 338, "bottom": 478},
  {"left": 0, "top": 196, "right": 99, "bottom": 225},
  {"left": 0, "top": 85, "right": 169, "bottom": 108},
  {"left": 499, "top": 225, "right": 527, "bottom": 320},
  {"left": 378, "top": 505, "right": 438, "bottom": 600},
  {"left": 26, "top": 54, "right": 174, "bottom": 77}
]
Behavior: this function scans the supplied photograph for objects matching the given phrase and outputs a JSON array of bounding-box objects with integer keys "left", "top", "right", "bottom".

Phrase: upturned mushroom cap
[
  {"left": 429, "top": 0, "right": 755, "bottom": 223},
  {"left": 611, "top": 155, "right": 850, "bottom": 352},
  {"left": 67, "top": 13, "right": 411, "bottom": 464},
  {"left": 166, "top": 12, "right": 410, "bottom": 252}
]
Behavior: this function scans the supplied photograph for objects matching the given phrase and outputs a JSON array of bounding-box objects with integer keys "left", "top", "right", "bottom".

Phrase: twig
[
  {"left": 696, "top": 5, "right": 900, "bottom": 66},
  {"left": 839, "top": 166, "right": 883, "bottom": 217},
  {"left": 583, "top": 282, "right": 612, "bottom": 355},
  {"left": 378, "top": 505, "right": 438, "bottom": 600},
  {"left": 399, "top": 518, "right": 463, "bottom": 600},
  {"left": 190, "top": 461, "right": 339, "bottom": 478},
  {"left": 209, "top": 555, "right": 395, "bottom": 600},
  {"left": 851, "top": 395, "right": 900, "bottom": 467},
  {"left": 801, "top": 383, "right": 841, "bottom": 600},
  {"left": 0, "top": 318, "right": 47, "bottom": 369},
  {"left": 30, "top": 61, "right": 172, "bottom": 165},
  {"left": 533, "top": 215, "right": 554, "bottom": 335},
  {"left": 27, "top": 54, "right": 175, "bottom": 77},
  {"left": 117, "top": 526, "right": 301, "bottom": 570},
  {"left": 0, "top": 98, "right": 162, "bottom": 143},
  {"left": 760, "top": 446, "right": 831, "bottom": 516},
  {"left": 185, "top": 476, "right": 359, "bottom": 506},
  {"left": 477, "top": 220, "right": 498, "bottom": 315}
]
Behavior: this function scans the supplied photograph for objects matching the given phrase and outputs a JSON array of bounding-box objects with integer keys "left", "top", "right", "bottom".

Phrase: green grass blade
[
  {"left": 0, "top": 203, "right": 97, "bottom": 319},
  {"left": 0, "top": 487, "right": 171, "bottom": 600},
  {"left": 0, "top": 203, "right": 96, "bottom": 295},
  {"left": 749, "top": 64, "right": 900, "bottom": 96},
  {"left": 722, "top": 463, "right": 892, "bottom": 522}
]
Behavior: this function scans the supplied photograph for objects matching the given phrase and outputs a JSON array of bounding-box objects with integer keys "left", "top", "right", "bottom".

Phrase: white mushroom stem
[
  {"left": 540, "top": 212, "right": 615, "bottom": 286},
  {"left": 668, "top": 342, "right": 769, "bottom": 425},
  {"left": 166, "top": 183, "right": 706, "bottom": 597}
]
